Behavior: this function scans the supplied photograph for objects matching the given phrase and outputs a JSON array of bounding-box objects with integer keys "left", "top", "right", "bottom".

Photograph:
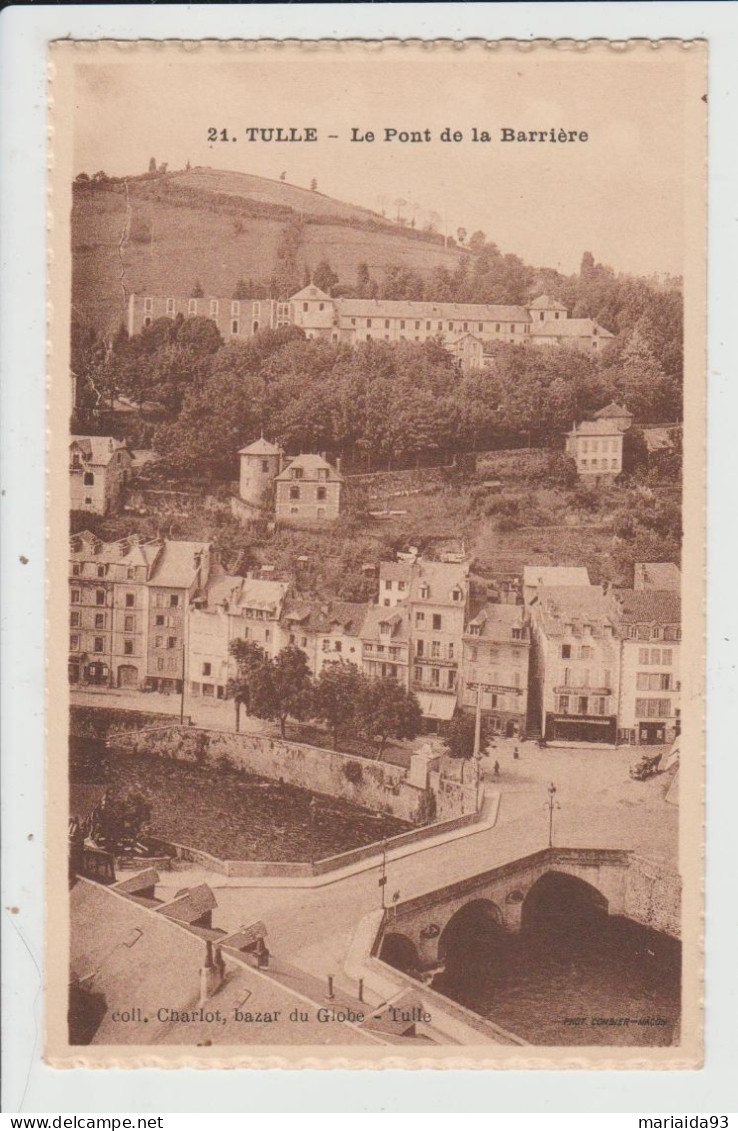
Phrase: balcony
[
  {"left": 411, "top": 680, "right": 456, "bottom": 695},
  {"left": 553, "top": 685, "right": 611, "bottom": 696}
]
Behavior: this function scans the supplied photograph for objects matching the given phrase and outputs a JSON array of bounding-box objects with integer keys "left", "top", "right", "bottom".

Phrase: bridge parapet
[{"left": 380, "top": 847, "right": 679, "bottom": 971}]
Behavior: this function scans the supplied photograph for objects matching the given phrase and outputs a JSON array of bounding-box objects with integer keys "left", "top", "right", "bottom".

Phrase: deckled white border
[{"left": 2, "top": 0, "right": 737, "bottom": 1115}]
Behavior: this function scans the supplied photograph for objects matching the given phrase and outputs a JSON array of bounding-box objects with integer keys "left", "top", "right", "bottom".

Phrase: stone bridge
[{"left": 377, "top": 847, "right": 680, "bottom": 972}]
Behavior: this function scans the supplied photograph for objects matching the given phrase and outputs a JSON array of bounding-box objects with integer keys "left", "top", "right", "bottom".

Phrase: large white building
[{"left": 128, "top": 288, "right": 614, "bottom": 367}]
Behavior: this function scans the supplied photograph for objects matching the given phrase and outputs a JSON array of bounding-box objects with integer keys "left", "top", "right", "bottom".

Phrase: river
[{"left": 431, "top": 880, "right": 681, "bottom": 1047}]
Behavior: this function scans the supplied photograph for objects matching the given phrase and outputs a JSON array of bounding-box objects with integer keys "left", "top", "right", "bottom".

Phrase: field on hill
[{"left": 71, "top": 169, "right": 465, "bottom": 334}]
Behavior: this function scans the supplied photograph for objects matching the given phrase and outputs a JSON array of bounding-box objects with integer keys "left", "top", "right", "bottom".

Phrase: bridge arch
[
  {"left": 438, "top": 898, "right": 504, "bottom": 961},
  {"left": 521, "top": 870, "right": 609, "bottom": 935},
  {"left": 379, "top": 931, "right": 422, "bottom": 976}
]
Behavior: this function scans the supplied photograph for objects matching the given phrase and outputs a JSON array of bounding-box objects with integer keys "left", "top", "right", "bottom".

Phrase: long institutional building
[
  {"left": 128, "top": 286, "right": 613, "bottom": 367},
  {"left": 69, "top": 531, "right": 680, "bottom": 747}
]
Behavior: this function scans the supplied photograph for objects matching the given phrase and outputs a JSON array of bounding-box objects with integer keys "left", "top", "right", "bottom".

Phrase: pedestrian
[
  {"left": 513, "top": 745, "right": 520, "bottom": 760},
  {"left": 493, "top": 760, "right": 500, "bottom": 778}
]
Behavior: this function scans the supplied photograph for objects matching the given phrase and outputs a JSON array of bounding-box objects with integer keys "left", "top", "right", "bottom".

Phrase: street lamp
[{"left": 546, "top": 781, "right": 560, "bottom": 848}]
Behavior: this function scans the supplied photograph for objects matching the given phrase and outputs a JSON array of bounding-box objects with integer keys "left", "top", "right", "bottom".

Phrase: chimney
[
  {"left": 198, "top": 940, "right": 224, "bottom": 1005},
  {"left": 335, "top": 456, "right": 342, "bottom": 474}
]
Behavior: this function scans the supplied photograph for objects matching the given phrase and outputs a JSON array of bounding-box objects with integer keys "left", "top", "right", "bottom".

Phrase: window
[
  {"left": 432, "top": 614, "right": 442, "bottom": 631},
  {"left": 420, "top": 584, "right": 430, "bottom": 599},
  {"left": 188, "top": 298, "right": 197, "bottom": 315},
  {"left": 398, "top": 580, "right": 406, "bottom": 591},
  {"left": 366, "top": 318, "right": 372, "bottom": 328},
  {"left": 155, "top": 636, "right": 162, "bottom": 648},
  {"left": 580, "top": 645, "right": 593, "bottom": 660},
  {"left": 637, "top": 672, "right": 650, "bottom": 691},
  {"left": 209, "top": 300, "right": 219, "bottom": 318},
  {"left": 638, "top": 647, "right": 649, "bottom": 664},
  {"left": 448, "top": 670, "right": 456, "bottom": 690},
  {"left": 385, "top": 580, "right": 392, "bottom": 590},
  {"left": 144, "top": 297, "right": 153, "bottom": 313},
  {"left": 512, "top": 628, "right": 522, "bottom": 640},
  {"left": 155, "top": 615, "right": 165, "bottom": 627},
  {"left": 415, "top": 611, "right": 424, "bottom": 624},
  {"left": 166, "top": 298, "right": 175, "bottom": 316},
  {"left": 416, "top": 640, "right": 424, "bottom": 657},
  {"left": 650, "top": 648, "right": 661, "bottom": 664},
  {"left": 95, "top": 589, "right": 105, "bottom": 606},
  {"left": 290, "top": 486, "right": 300, "bottom": 501},
  {"left": 561, "top": 644, "right": 571, "bottom": 659},
  {"left": 603, "top": 669, "right": 611, "bottom": 688},
  {"left": 400, "top": 320, "right": 406, "bottom": 330},
  {"left": 662, "top": 649, "right": 673, "bottom": 665},
  {"left": 71, "top": 589, "right": 80, "bottom": 604},
  {"left": 203, "top": 662, "right": 212, "bottom": 676},
  {"left": 94, "top": 637, "right": 104, "bottom": 653},
  {"left": 448, "top": 642, "right": 454, "bottom": 660},
  {"left": 636, "top": 698, "right": 672, "bottom": 718},
  {"left": 452, "top": 588, "right": 462, "bottom": 603},
  {"left": 414, "top": 666, "right": 423, "bottom": 683},
  {"left": 70, "top": 611, "right": 80, "bottom": 627},
  {"left": 124, "top": 640, "right": 133, "bottom": 655},
  {"left": 470, "top": 647, "right": 478, "bottom": 663},
  {"left": 84, "top": 472, "right": 95, "bottom": 486},
  {"left": 317, "top": 486, "right": 327, "bottom": 501},
  {"left": 94, "top": 613, "right": 105, "bottom": 629},
  {"left": 124, "top": 615, "right": 134, "bottom": 631},
  {"left": 167, "top": 637, "right": 177, "bottom": 650},
  {"left": 72, "top": 563, "right": 81, "bottom": 576},
  {"left": 70, "top": 635, "right": 79, "bottom": 651},
  {"left": 334, "top": 641, "right": 342, "bottom": 653},
  {"left": 431, "top": 641, "right": 441, "bottom": 658},
  {"left": 231, "top": 320, "right": 239, "bottom": 335},
  {"left": 169, "top": 594, "right": 179, "bottom": 608},
  {"left": 157, "top": 658, "right": 164, "bottom": 672},
  {"left": 578, "top": 696, "right": 589, "bottom": 715}
]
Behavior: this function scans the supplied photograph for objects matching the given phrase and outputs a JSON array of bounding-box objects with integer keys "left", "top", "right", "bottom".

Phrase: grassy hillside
[{"left": 71, "top": 167, "right": 464, "bottom": 335}]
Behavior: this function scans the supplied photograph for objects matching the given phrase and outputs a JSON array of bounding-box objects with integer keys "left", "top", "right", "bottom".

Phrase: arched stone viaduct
[{"left": 378, "top": 847, "right": 680, "bottom": 972}]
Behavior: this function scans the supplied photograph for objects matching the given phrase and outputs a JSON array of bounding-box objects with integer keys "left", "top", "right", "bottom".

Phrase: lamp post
[
  {"left": 378, "top": 837, "right": 388, "bottom": 911},
  {"left": 546, "top": 781, "right": 560, "bottom": 848}
]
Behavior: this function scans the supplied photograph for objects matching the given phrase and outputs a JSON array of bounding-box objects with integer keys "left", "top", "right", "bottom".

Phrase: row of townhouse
[
  {"left": 69, "top": 532, "right": 680, "bottom": 746},
  {"left": 127, "top": 288, "right": 613, "bottom": 368}
]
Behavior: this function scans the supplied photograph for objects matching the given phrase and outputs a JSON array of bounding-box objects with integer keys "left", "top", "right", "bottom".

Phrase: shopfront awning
[{"left": 416, "top": 692, "right": 456, "bottom": 721}]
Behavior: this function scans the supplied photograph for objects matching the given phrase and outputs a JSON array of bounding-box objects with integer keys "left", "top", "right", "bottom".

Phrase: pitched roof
[
  {"left": 70, "top": 436, "right": 130, "bottom": 466},
  {"left": 466, "top": 602, "right": 528, "bottom": 641},
  {"left": 238, "top": 438, "right": 283, "bottom": 457},
  {"left": 274, "top": 453, "right": 342, "bottom": 481},
  {"left": 289, "top": 284, "right": 334, "bottom": 303},
  {"left": 613, "top": 588, "right": 681, "bottom": 624},
  {"left": 528, "top": 294, "right": 568, "bottom": 311},
  {"left": 523, "top": 565, "right": 591, "bottom": 589},
  {"left": 281, "top": 598, "right": 368, "bottom": 636},
  {"left": 594, "top": 402, "right": 632, "bottom": 420},
  {"left": 378, "top": 560, "right": 413, "bottom": 583},
  {"left": 361, "top": 604, "right": 410, "bottom": 642},
  {"left": 148, "top": 540, "right": 209, "bottom": 589},
  {"left": 336, "top": 298, "right": 531, "bottom": 323},
  {"left": 530, "top": 318, "right": 614, "bottom": 339},
  {"left": 643, "top": 427, "right": 675, "bottom": 453},
  {"left": 409, "top": 558, "right": 469, "bottom": 602},
  {"left": 535, "top": 585, "right": 619, "bottom": 636},
  {"left": 570, "top": 419, "right": 623, "bottom": 436}
]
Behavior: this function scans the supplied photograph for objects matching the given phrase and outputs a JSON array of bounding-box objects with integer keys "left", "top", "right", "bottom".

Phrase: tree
[
  {"left": 468, "top": 230, "right": 487, "bottom": 253},
  {"left": 251, "top": 646, "right": 314, "bottom": 738},
  {"left": 92, "top": 791, "right": 152, "bottom": 856},
  {"left": 443, "top": 712, "right": 478, "bottom": 760},
  {"left": 312, "top": 258, "right": 339, "bottom": 295},
  {"left": 313, "top": 662, "right": 364, "bottom": 748},
  {"left": 148, "top": 157, "right": 157, "bottom": 174},
  {"left": 357, "top": 677, "right": 423, "bottom": 758},
  {"left": 227, "top": 639, "right": 269, "bottom": 732}
]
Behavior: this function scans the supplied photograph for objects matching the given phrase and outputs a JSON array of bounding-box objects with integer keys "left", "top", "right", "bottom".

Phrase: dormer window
[
  {"left": 380, "top": 622, "right": 391, "bottom": 636},
  {"left": 71, "top": 452, "right": 81, "bottom": 469},
  {"left": 292, "top": 468, "right": 303, "bottom": 480},
  {"left": 469, "top": 624, "right": 481, "bottom": 636},
  {"left": 452, "top": 588, "right": 462, "bottom": 602},
  {"left": 317, "top": 468, "right": 328, "bottom": 481},
  {"left": 420, "top": 584, "right": 430, "bottom": 599}
]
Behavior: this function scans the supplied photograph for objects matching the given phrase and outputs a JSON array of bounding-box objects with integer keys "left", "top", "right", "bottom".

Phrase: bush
[{"left": 342, "top": 760, "right": 363, "bottom": 785}]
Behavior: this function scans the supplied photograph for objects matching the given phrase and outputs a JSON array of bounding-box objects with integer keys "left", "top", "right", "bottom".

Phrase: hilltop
[{"left": 71, "top": 167, "right": 466, "bottom": 335}]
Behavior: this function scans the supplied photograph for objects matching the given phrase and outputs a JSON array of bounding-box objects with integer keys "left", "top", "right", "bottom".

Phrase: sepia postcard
[{"left": 46, "top": 38, "right": 706, "bottom": 1069}]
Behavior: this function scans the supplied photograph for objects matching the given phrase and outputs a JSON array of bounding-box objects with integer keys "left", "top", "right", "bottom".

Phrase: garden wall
[{"left": 108, "top": 725, "right": 436, "bottom": 825}]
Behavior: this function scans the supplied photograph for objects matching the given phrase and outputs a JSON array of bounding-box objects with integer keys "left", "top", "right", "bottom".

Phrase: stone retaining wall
[{"left": 109, "top": 725, "right": 435, "bottom": 825}]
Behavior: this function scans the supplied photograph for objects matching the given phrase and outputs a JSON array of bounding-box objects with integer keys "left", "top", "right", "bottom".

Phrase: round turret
[{"left": 238, "top": 439, "right": 284, "bottom": 509}]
